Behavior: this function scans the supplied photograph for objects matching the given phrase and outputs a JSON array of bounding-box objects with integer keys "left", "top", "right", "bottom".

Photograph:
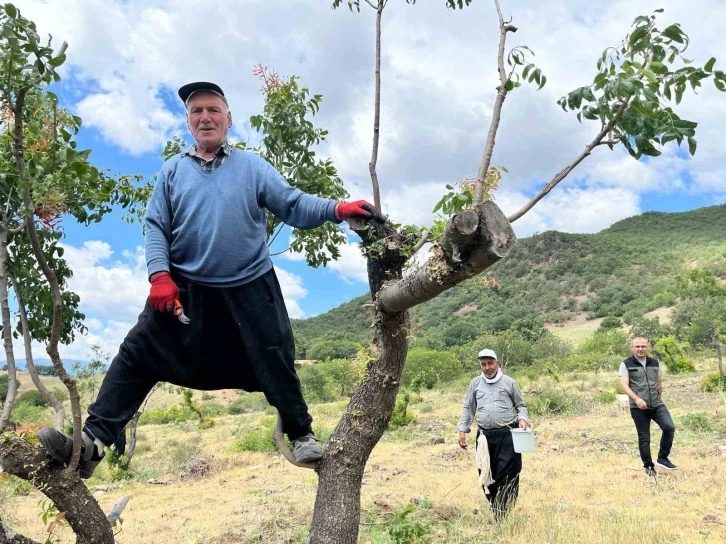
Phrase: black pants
[
  {"left": 630, "top": 404, "right": 675, "bottom": 468},
  {"left": 476, "top": 426, "right": 522, "bottom": 521},
  {"left": 84, "top": 268, "right": 312, "bottom": 445}
]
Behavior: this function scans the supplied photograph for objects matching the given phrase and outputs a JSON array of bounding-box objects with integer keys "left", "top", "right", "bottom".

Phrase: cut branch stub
[
  {"left": 0, "top": 434, "right": 114, "bottom": 544},
  {"left": 378, "top": 200, "right": 515, "bottom": 314}
]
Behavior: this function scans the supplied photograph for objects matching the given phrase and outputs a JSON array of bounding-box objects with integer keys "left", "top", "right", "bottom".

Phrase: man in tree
[
  {"left": 619, "top": 337, "right": 677, "bottom": 477},
  {"left": 457, "top": 349, "right": 530, "bottom": 522},
  {"left": 38, "top": 81, "right": 380, "bottom": 477}
]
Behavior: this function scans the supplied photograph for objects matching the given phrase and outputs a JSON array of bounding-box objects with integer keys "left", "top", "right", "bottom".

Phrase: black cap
[{"left": 178, "top": 81, "right": 226, "bottom": 104}]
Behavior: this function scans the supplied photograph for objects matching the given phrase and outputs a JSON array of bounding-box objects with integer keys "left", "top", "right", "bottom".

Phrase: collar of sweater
[{"left": 481, "top": 370, "right": 503, "bottom": 384}]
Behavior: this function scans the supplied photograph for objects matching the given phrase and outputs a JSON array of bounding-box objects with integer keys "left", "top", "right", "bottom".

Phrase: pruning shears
[{"left": 173, "top": 299, "right": 190, "bottom": 325}]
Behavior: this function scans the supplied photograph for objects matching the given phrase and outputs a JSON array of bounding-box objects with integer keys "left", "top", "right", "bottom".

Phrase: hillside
[{"left": 292, "top": 204, "right": 726, "bottom": 355}]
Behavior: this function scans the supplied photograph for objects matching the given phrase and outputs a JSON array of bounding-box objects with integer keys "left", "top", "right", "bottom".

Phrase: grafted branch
[
  {"left": 473, "top": 0, "right": 517, "bottom": 204},
  {"left": 507, "top": 99, "right": 629, "bottom": 222}
]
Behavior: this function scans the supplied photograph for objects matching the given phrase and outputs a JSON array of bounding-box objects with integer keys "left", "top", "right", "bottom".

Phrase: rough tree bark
[
  {"left": 308, "top": 201, "right": 515, "bottom": 543},
  {"left": 8, "top": 274, "right": 66, "bottom": 431},
  {"left": 0, "top": 435, "right": 115, "bottom": 544},
  {"left": 0, "top": 227, "right": 20, "bottom": 431}
]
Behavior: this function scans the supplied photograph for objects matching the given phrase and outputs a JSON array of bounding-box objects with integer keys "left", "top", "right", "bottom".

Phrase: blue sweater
[{"left": 145, "top": 149, "right": 338, "bottom": 287}]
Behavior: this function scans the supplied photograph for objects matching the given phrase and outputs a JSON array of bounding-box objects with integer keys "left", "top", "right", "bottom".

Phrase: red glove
[
  {"left": 149, "top": 272, "right": 179, "bottom": 313},
  {"left": 335, "top": 200, "right": 384, "bottom": 223}
]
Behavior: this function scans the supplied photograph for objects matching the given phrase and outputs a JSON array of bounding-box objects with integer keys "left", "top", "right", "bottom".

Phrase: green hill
[{"left": 292, "top": 204, "right": 726, "bottom": 356}]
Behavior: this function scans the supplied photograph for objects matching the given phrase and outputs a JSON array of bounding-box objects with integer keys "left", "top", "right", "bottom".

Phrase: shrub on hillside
[
  {"left": 139, "top": 404, "right": 195, "bottom": 426},
  {"left": 11, "top": 403, "right": 51, "bottom": 426},
  {"left": 680, "top": 412, "right": 712, "bottom": 432},
  {"left": 527, "top": 388, "right": 580, "bottom": 416},
  {"left": 655, "top": 335, "right": 695, "bottom": 373},
  {"left": 700, "top": 372, "right": 726, "bottom": 392},
  {"left": 298, "top": 364, "right": 337, "bottom": 403},
  {"left": 228, "top": 393, "right": 272, "bottom": 415},
  {"left": 598, "top": 316, "right": 621, "bottom": 332},
  {"left": 594, "top": 391, "right": 616, "bottom": 404},
  {"left": 388, "top": 391, "right": 414, "bottom": 430},
  {"left": 16, "top": 390, "right": 47, "bottom": 408},
  {"left": 402, "top": 348, "right": 461, "bottom": 391}
]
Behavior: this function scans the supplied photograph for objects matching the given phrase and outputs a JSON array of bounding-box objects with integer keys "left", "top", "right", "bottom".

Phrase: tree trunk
[
  {"left": 715, "top": 336, "right": 725, "bottom": 386},
  {"left": 0, "top": 228, "right": 19, "bottom": 431},
  {"left": 0, "top": 435, "right": 114, "bottom": 544},
  {"left": 8, "top": 274, "right": 66, "bottom": 431},
  {"left": 308, "top": 201, "right": 515, "bottom": 543}
]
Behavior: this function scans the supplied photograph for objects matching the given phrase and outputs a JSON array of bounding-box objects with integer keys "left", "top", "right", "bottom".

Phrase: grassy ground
[{"left": 2, "top": 363, "right": 725, "bottom": 543}]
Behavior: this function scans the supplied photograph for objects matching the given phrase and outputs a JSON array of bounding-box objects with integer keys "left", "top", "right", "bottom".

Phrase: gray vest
[{"left": 623, "top": 356, "right": 662, "bottom": 409}]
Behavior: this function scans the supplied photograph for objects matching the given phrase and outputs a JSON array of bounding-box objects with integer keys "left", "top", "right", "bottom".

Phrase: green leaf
[
  {"left": 629, "top": 26, "right": 648, "bottom": 45},
  {"left": 538, "top": 74, "right": 547, "bottom": 90},
  {"left": 687, "top": 136, "right": 697, "bottom": 156},
  {"left": 662, "top": 25, "right": 684, "bottom": 43},
  {"left": 4, "top": 3, "right": 17, "bottom": 18},
  {"left": 522, "top": 63, "right": 534, "bottom": 80},
  {"left": 704, "top": 57, "right": 716, "bottom": 72},
  {"left": 48, "top": 54, "right": 66, "bottom": 67}
]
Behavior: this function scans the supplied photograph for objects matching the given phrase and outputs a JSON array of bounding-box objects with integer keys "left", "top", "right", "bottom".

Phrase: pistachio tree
[{"left": 307, "top": 3, "right": 724, "bottom": 543}]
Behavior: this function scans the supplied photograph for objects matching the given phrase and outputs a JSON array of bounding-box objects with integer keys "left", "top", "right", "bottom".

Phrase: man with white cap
[
  {"left": 37, "top": 81, "right": 382, "bottom": 477},
  {"left": 457, "top": 348, "right": 530, "bottom": 521}
]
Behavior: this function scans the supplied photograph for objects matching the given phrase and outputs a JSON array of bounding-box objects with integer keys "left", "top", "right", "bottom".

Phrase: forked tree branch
[
  {"left": 11, "top": 80, "right": 84, "bottom": 474},
  {"left": 507, "top": 99, "right": 629, "bottom": 222},
  {"left": 473, "top": 0, "right": 517, "bottom": 204}
]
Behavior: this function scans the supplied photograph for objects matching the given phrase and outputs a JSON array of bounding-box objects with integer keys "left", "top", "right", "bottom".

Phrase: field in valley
[{"left": 2, "top": 359, "right": 725, "bottom": 544}]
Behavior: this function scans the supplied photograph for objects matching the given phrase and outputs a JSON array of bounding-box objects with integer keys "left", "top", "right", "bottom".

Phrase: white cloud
[
  {"left": 61, "top": 241, "right": 148, "bottom": 323},
  {"left": 273, "top": 266, "right": 308, "bottom": 319},
  {"left": 327, "top": 242, "right": 368, "bottom": 284}
]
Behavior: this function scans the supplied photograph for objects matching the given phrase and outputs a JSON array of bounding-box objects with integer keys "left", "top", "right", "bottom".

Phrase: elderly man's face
[
  {"left": 186, "top": 92, "right": 232, "bottom": 151},
  {"left": 479, "top": 357, "right": 500, "bottom": 378}
]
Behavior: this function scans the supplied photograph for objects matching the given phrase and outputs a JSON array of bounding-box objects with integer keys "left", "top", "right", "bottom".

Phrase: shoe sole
[
  {"left": 655, "top": 462, "right": 677, "bottom": 471},
  {"left": 37, "top": 429, "right": 71, "bottom": 465}
]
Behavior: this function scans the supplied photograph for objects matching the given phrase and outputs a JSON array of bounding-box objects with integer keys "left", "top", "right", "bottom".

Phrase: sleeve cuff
[
  {"left": 147, "top": 262, "right": 170, "bottom": 280},
  {"left": 456, "top": 424, "right": 471, "bottom": 433}
]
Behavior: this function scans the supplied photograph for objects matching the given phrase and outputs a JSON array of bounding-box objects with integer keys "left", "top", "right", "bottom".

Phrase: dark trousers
[
  {"left": 84, "top": 268, "right": 312, "bottom": 445},
  {"left": 476, "top": 426, "right": 522, "bottom": 521},
  {"left": 630, "top": 403, "right": 675, "bottom": 468}
]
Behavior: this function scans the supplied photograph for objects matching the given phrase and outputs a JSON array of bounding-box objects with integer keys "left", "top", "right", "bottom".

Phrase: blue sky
[{"left": 5, "top": 0, "right": 726, "bottom": 362}]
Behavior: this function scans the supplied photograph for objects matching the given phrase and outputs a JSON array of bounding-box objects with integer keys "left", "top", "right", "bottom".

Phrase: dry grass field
[{"left": 2, "top": 360, "right": 725, "bottom": 544}]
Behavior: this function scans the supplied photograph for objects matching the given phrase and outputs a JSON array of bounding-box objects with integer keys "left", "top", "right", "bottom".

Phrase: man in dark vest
[{"left": 619, "top": 337, "right": 676, "bottom": 477}]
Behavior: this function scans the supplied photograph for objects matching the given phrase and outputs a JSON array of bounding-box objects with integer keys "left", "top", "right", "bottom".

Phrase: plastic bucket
[{"left": 510, "top": 429, "right": 536, "bottom": 453}]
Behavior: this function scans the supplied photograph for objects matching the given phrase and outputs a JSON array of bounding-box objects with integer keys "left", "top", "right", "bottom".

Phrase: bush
[
  {"left": 388, "top": 391, "right": 414, "bottom": 429},
  {"left": 50, "top": 387, "right": 69, "bottom": 402},
  {"left": 139, "top": 404, "right": 195, "bottom": 426},
  {"left": 402, "top": 349, "right": 461, "bottom": 391},
  {"left": 227, "top": 393, "right": 272, "bottom": 415},
  {"left": 655, "top": 335, "right": 695, "bottom": 373},
  {"left": 232, "top": 418, "right": 277, "bottom": 453},
  {"left": 199, "top": 400, "right": 225, "bottom": 417},
  {"left": 700, "top": 372, "right": 726, "bottom": 392},
  {"left": 598, "top": 316, "right": 621, "bottom": 332},
  {"left": 527, "top": 388, "right": 579, "bottom": 416},
  {"left": 594, "top": 391, "right": 616, "bottom": 404},
  {"left": 298, "top": 364, "right": 337, "bottom": 403},
  {"left": 680, "top": 412, "right": 712, "bottom": 432},
  {"left": 12, "top": 403, "right": 51, "bottom": 426},
  {"left": 16, "top": 390, "right": 48, "bottom": 408}
]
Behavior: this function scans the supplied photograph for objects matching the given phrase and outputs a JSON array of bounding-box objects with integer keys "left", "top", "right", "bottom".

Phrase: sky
[{"left": 4, "top": 0, "right": 726, "bottom": 364}]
